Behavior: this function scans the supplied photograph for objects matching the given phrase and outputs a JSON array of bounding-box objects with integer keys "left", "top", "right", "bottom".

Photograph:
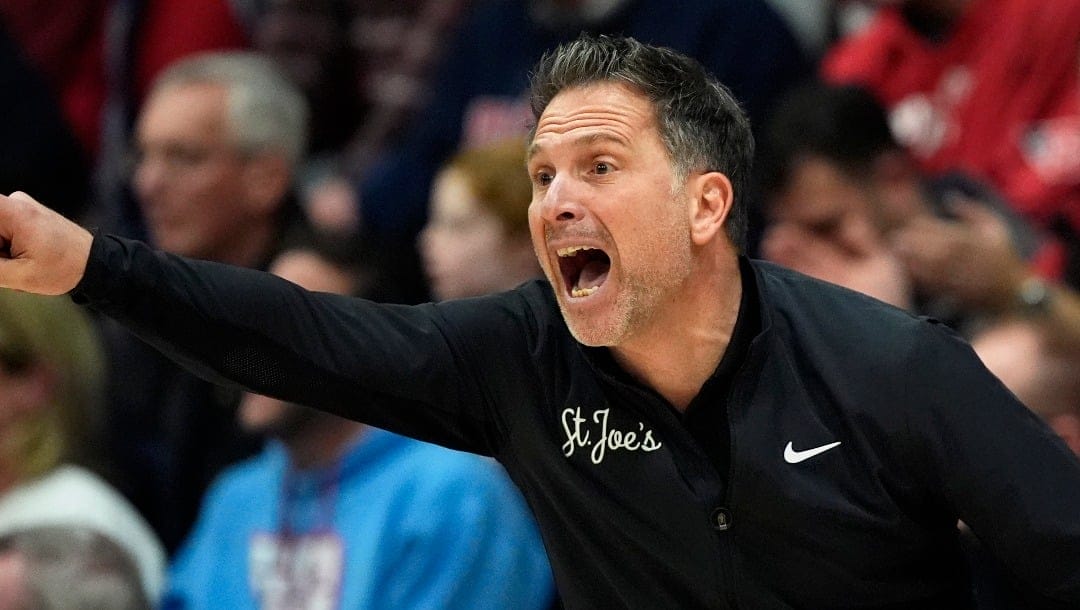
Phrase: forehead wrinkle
[
  {"left": 528, "top": 115, "right": 643, "bottom": 163},
  {"left": 529, "top": 84, "right": 655, "bottom": 160},
  {"left": 528, "top": 131, "right": 631, "bottom": 161},
  {"left": 538, "top": 107, "right": 642, "bottom": 133}
]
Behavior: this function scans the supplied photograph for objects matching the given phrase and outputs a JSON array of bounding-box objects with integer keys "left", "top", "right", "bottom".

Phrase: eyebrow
[{"left": 527, "top": 132, "right": 629, "bottom": 161}]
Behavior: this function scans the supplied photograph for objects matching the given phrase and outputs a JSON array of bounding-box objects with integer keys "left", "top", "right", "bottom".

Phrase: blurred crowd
[{"left": 0, "top": 0, "right": 1077, "bottom": 607}]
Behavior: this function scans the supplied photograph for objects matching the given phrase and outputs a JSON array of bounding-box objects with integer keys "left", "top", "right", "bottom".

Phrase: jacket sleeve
[
  {"left": 70, "top": 234, "right": 541, "bottom": 456},
  {"left": 905, "top": 320, "right": 1080, "bottom": 602}
]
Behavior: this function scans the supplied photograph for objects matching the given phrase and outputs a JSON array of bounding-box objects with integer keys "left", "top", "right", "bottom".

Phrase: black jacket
[{"left": 73, "top": 235, "right": 1080, "bottom": 609}]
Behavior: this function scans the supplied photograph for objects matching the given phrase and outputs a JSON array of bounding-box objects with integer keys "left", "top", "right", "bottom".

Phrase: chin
[
  {"left": 560, "top": 306, "right": 628, "bottom": 347},
  {"left": 567, "top": 326, "right": 610, "bottom": 347}
]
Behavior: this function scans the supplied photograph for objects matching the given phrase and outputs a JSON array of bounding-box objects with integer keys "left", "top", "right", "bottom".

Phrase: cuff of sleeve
[{"left": 69, "top": 231, "right": 121, "bottom": 307}]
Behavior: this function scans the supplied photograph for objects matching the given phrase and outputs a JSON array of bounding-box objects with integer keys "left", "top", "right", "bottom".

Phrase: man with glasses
[{"left": 103, "top": 51, "right": 309, "bottom": 553}]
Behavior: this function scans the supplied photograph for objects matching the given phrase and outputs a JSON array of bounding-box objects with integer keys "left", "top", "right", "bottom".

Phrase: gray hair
[
  {"left": 0, "top": 526, "right": 150, "bottom": 610},
  {"left": 151, "top": 51, "right": 309, "bottom": 166},
  {"left": 528, "top": 35, "right": 754, "bottom": 250}
]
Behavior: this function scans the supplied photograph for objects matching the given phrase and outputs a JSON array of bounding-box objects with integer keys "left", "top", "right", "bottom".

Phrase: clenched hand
[{"left": 0, "top": 192, "right": 94, "bottom": 295}]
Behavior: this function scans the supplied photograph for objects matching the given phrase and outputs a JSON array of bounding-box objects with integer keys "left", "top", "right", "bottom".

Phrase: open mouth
[{"left": 557, "top": 246, "right": 611, "bottom": 298}]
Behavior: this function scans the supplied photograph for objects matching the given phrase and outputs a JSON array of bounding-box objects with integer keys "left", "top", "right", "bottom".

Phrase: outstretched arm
[
  {"left": 0, "top": 192, "right": 93, "bottom": 295},
  {"left": 0, "top": 192, "right": 539, "bottom": 456}
]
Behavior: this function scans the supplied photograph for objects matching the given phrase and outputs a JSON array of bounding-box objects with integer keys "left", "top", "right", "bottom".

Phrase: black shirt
[
  {"left": 682, "top": 258, "right": 760, "bottom": 486},
  {"left": 73, "top": 235, "right": 1080, "bottom": 609}
]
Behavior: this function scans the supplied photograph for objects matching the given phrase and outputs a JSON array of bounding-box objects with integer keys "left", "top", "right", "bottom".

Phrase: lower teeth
[{"left": 571, "top": 286, "right": 599, "bottom": 298}]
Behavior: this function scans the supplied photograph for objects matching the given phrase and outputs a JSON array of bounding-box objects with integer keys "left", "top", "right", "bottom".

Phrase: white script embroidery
[{"left": 561, "top": 407, "right": 663, "bottom": 464}]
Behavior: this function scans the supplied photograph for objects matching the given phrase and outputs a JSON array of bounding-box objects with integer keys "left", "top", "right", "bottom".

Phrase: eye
[
  {"left": 594, "top": 162, "right": 610, "bottom": 175},
  {"left": 535, "top": 170, "right": 554, "bottom": 187}
]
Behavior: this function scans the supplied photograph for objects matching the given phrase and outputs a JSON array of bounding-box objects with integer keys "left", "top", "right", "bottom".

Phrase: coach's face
[{"left": 527, "top": 82, "right": 693, "bottom": 346}]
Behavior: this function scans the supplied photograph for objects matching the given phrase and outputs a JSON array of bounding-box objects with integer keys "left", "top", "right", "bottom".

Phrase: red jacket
[{"left": 823, "top": 0, "right": 1080, "bottom": 234}]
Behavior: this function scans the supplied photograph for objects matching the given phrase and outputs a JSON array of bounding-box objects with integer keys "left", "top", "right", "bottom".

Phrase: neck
[
  {"left": 611, "top": 252, "right": 743, "bottom": 411},
  {"left": 285, "top": 417, "right": 366, "bottom": 470}
]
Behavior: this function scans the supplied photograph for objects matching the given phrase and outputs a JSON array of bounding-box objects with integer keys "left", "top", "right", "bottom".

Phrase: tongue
[{"left": 577, "top": 260, "right": 609, "bottom": 290}]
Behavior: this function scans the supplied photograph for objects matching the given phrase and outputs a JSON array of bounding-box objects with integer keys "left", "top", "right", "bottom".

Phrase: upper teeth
[{"left": 557, "top": 246, "right": 595, "bottom": 257}]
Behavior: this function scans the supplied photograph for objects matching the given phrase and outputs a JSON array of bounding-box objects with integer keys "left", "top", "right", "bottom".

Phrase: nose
[{"left": 535, "top": 174, "right": 587, "bottom": 225}]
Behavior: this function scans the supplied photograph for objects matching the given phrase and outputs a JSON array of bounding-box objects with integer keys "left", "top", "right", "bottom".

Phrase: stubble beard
[{"left": 560, "top": 208, "right": 693, "bottom": 348}]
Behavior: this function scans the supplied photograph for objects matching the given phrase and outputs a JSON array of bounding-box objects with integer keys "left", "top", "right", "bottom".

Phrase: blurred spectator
[
  {"left": 0, "top": 0, "right": 249, "bottom": 237},
  {"left": 95, "top": 0, "right": 249, "bottom": 240},
  {"left": 0, "top": 0, "right": 246, "bottom": 161},
  {"left": 249, "top": 0, "right": 468, "bottom": 201},
  {"left": 822, "top": 0, "right": 1080, "bottom": 286},
  {"left": 0, "top": 290, "right": 164, "bottom": 603},
  {"left": 971, "top": 293, "right": 1080, "bottom": 454},
  {"left": 759, "top": 80, "right": 1080, "bottom": 450},
  {"left": 0, "top": 525, "right": 150, "bottom": 610},
  {"left": 99, "top": 51, "right": 309, "bottom": 553},
  {"left": 164, "top": 233, "right": 554, "bottom": 610},
  {"left": 243, "top": 0, "right": 467, "bottom": 304},
  {"left": 248, "top": 0, "right": 360, "bottom": 175},
  {"left": 760, "top": 82, "right": 1041, "bottom": 319},
  {"left": 420, "top": 137, "right": 540, "bottom": 300},
  {"left": 341, "top": 0, "right": 470, "bottom": 182}
]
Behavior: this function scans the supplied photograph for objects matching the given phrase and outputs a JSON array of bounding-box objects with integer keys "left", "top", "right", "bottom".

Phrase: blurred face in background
[
  {"left": 0, "top": 293, "right": 103, "bottom": 488},
  {"left": 0, "top": 346, "right": 45, "bottom": 437},
  {"left": 238, "top": 249, "right": 355, "bottom": 438},
  {"left": 766, "top": 157, "right": 876, "bottom": 243},
  {"left": 420, "top": 168, "right": 535, "bottom": 300},
  {"left": 0, "top": 344, "right": 51, "bottom": 488},
  {"left": 133, "top": 82, "right": 265, "bottom": 262}
]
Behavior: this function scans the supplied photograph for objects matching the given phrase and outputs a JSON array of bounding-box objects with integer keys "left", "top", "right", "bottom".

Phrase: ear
[
  {"left": 688, "top": 171, "right": 734, "bottom": 247},
  {"left": 242, "top": 153, "right": 292, "bottom": 216}
]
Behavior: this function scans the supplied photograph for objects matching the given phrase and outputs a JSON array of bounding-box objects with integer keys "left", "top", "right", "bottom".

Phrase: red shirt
[
  {"left": 823, "top": 0, "right": 1080, "bottom": 233},
  {"left": 130, "top": 0, "right": 249, "bottom": 105},
  {"left": 0, "top": 0, "right": 247, "bottom": 159}
]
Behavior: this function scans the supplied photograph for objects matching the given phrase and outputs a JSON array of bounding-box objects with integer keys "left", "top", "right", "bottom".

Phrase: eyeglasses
[{"left": 124, "top": 143, "right": 249, "bottom": 179}]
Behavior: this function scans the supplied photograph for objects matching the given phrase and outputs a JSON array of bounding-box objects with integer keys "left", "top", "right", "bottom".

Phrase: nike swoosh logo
[{"left": 784, "top": 441, "right": 842, "bottom": 464}]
